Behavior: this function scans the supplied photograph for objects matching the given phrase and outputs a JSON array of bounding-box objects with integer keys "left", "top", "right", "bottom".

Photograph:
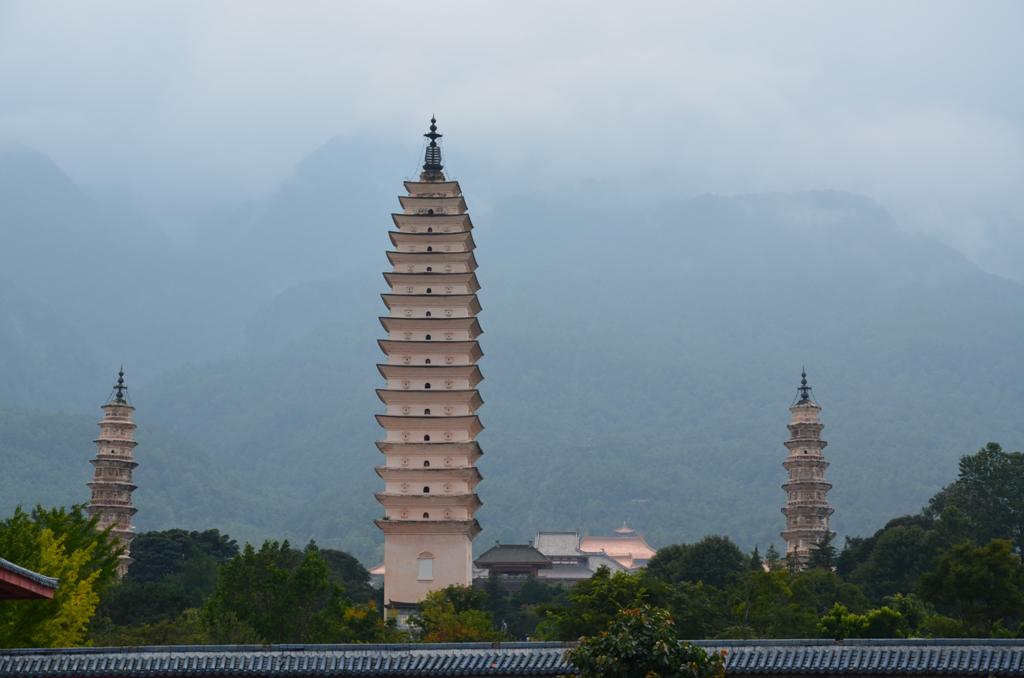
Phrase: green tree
[
  {"left": 917, "top": 613, "right": 967, "bottom": 638},
  {"left": 881, "top": 593, "right": 929, "bottom": 633},
  {"left": 309, "top": 586, "right": 406, "bottom": 643},
  {"left": 127, "top": 529, "right": 238, "bottom": 582},
  {"left": 503, "top": 577, "right": 565, "bottom": 640},
  {"left": 203, "top": 540, "right": 391, "bottom": 643},
  {"left": 568, "top": 605, "right": 726, "bottom": 678},
  {"left": 647, "top": 536, "right": 747, "bottom": 589},
  {"left": 724, "top": 570, "right": 815, "bottom": 638},
  {"left": 481, "top": 571, "right": 514, "bottom": 635},
  {"left": 664, "top": 581, "right": 726, "bottom": 639},
  {"left": 850, "top": 523, "right": 944, "bottom": 601},
  {"left": 514, "top": 576, "right": 563, "bottom": 607},
  {"left": 789, "top": 568, "right": 869, "bottom": 617},
  {"left": 96, "top": 528, "right": 238, "bottom": 628},
  {"left": 817, "top": 603, "right": 905, "bottom": 639},
  {"left": 543, "top": 567, "right": 662, "bottom": 640},
  {"left": 722, "top": 568, "right": 866, "bottom": 639},
  {"left": 919, "top": 539, "right": 1024, "bottom": 634},
  {"left": 408, "top": 586, "right": 503, "bottom": 642},
  {"left": 817, "top": 603, "right": 864, "bottom": 640},
  {"left": 0, "top": 505, "right": 120, "bottom": 647},
  {"left": 836, "top": 535, "right": 872, "bottom": 579},
  {"left": 861, "top": 606, "right": 906, "bottom": 637},
  {"left": 319, "top": 548, "right": 375, "bottom": 603},
  {"left": 749, "top": 547, "right": 764, "bottom": 572},
  {"left": 764, "top": 544, "right": 782, "bottom": 571},
  {"left": 807, "top": 532, "right": 837, "bottom": 570},
  {"left": 928, "top": 443, "right": 1024, "bottom": 554},
  {"left": 90, "top": 609, "right": 213, "bottom": 646}
]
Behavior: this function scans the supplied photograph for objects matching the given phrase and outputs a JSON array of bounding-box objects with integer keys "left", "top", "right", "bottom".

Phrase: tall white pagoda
[
  {"left": 780, "top": 370, "right": 834, "bottom": 565},
  {"left": 374, "top": 118, "right": 484, "bottom": 617},
  {"left": 86, "top": 368, "right": 139, "bottom": 578}
]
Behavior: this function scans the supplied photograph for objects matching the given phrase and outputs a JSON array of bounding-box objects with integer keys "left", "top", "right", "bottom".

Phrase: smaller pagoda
[
  {"left": 86, "top": 368, "right": 139, "bottom": 578},
  {"left": 780, "top": 370, "right": 834, "bottom": 566}
]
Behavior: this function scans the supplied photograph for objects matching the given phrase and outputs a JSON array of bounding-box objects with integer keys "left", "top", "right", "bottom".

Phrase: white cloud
[{"left": 0, "top": 0, "right": 1021, "bottom": 249}]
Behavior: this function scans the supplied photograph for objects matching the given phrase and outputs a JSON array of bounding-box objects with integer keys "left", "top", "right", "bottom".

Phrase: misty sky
[{"left": 1, "top": 1, "right": 1022, "bottom": 267}]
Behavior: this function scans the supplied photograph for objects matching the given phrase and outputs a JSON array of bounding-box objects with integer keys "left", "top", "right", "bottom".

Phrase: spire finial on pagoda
[
  {"left": 797, "top": 367, "right": 812, "bottom": 404},
  {"left": 422, "top": 116, "right": 444, "bottom": 174},
  {"left": 112, "top": 366, "right": 128, "bottom": 405}
]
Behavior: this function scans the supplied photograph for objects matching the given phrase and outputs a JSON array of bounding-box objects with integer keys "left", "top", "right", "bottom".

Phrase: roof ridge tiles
[{"left": 5, "top": 641, "right": 1024, "bottom": 677}]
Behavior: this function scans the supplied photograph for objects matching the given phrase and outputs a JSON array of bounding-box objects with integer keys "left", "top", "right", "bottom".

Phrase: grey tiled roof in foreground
[{"left": 2, "top": 640, "right": 1024, "bottom": 676}]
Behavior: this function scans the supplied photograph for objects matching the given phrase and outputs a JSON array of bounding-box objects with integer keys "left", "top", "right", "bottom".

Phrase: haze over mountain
[
  {"left": 1, "top": 137, "right": 1021, "bottom": 564},
  {"left": 2, "top": 3, "right": 1022, "bottom": 277}
]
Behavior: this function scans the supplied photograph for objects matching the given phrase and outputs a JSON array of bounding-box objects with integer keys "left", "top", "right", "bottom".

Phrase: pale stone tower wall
[
  {"left": 780, "top": 371, "right": 833, "bottom": 565},
  {"left": 86, "top": 369, "right": 138, "bottom": 578},
  {"left": 375, "top": 119, "right": 483, "bottom": 613}
]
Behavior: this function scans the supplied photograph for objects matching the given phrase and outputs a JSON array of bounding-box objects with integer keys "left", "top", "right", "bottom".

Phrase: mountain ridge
[{"left": 0, "top": 143, "right": 1021, "bottom": 564}]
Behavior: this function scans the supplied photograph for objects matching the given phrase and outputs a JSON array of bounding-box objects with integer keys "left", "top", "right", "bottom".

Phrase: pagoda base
[{"left": 377, "top": 525, "right": 477, "bottom": 611}]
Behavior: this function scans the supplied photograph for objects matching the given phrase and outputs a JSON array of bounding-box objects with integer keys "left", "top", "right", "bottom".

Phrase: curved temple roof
[{"left": 0, "top": 557, "right": 58, "bottom": 600}]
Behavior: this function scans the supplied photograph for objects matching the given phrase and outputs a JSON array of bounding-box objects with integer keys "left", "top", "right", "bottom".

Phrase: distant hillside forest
[
  {"left": 2, "top": 442, "right": 1022, "bottom": 646},
  {"left": 2, "top": 142, "right": 1024, "bottom": 565}
]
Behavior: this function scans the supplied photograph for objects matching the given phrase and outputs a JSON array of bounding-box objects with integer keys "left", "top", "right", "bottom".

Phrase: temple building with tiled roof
[
  {"left": 374, "top": 118, "right": 485, "bottom": 618},
  {"left": 473, "top": 544, "right": 551, "bottom": 590},
  {"left": 530, "top": 525, "right": 655, "bottom": 585},
  {"left": 579, "top": 523, "right": 656, "bottom": 569}
]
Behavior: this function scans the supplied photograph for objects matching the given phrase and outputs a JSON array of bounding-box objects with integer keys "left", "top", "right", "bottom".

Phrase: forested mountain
[
  {"left": 1, "top": 140, "right": 1022, "bottom": 564},
  {"left": 0, "top": 410, "right": 259, "bottom": 538}
]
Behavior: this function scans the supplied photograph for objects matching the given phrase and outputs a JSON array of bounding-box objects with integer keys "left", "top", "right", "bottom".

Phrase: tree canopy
[
  {"left": 202, "top": 540, "right": 396, "bottom": 643},
  {"left": 97, "top": 528, "right": 238, "bottom": 627},
  {"left": 928, "top": 443, "right": 1024, "bottom": 554},
  {"left": 542, "top": 567, "right": 662, "bottom": 640},
  {"left": 919, "top": 539, "right": 1024, "bottom": 635},
  {"left": 646, "top": 535, "right": 747, "bottom": 589},
  {"left": 408, "top": 586, "right": 503, "bottom": 642},
  {"left": 0, "top": 505, "right": 120, "bottom": 648},
  {"left": 807, "top": 532, "right": 837, "bottom": 570},
  {"left": 7, "top": 439, "right": 1024, "bottom": 646},
  {"left": 568, "top": 605, "right": 726, "bottom": 678}
]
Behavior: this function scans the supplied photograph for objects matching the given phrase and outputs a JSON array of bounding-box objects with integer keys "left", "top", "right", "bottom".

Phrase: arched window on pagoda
[{"left": 417, "top": 553, "right": 434, "bottom": 581}]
